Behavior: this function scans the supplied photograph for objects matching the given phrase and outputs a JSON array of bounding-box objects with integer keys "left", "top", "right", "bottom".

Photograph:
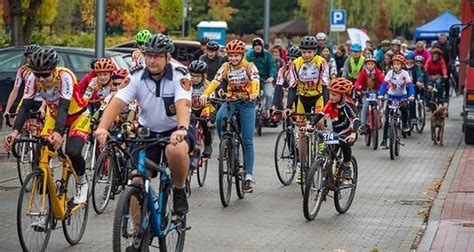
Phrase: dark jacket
[
  {"left": 199, "top": 54, "right": 223, "bottom": 81},
  {"left": 245, "top": 49, "right": 276, "bottom": 80}
]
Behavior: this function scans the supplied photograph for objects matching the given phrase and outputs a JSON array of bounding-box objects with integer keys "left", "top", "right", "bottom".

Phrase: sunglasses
[{"left": 33, "top": 71, "right": 53, "bottom": 78}]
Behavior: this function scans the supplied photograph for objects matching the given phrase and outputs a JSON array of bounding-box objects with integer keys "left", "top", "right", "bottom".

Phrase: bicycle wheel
[
  {"left": 334, "top": 156, "right": 358, "bottom": 214},
  {"left": 112, "top": 186, "right": 149, "bottom": 252},
  {"left": 92, "top": 149, "right": 115, "bottom": 214},
  {"left": 389, "top": 119, "right": 395, "bottom": 160},
  {"left": 62, "top": 172, "right": 89, "bottom": 245},
  {"left": 256, "top": 113, "right": 263, "bottom": 137},
  {"left": 274, "top": 129, "right": 297, "bottom": 185},
  {"left": 416, "top": 101, "right": 426, "bottom": 133},
  {"left": 197, "top": 158, "right": 208, "bottom": 187},
  {"left": 185, "top": 170, "right": 192, "bottom": 198},
  {"left": 395, "top": 124, "right": 400, "bottom": 157},
  {"left": 218, "top": 138, "right": 232, "bottom": 207},
  {"left": 16, "top": 132, "right": 34, "bottom": 185},
  {"left": 158, "top": 184, "right": 186, "bottom": 252},
  {"left": 371, "top": 109, "right": 379, "bottom": 150},
  {"left": 17, "top": 170, "right": 52, "bottom": 252},
  {"left": 235, "top": 139, "right": 246, "bottom": 199},
  {"left": 364, "top": 128, "right": 371, "bottom": 147},
  {"left": 303, "top": 159, "right": 325, "bottom": 221}
]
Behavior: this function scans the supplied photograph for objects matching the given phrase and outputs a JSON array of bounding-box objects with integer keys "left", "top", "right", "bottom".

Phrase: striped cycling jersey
[{"left": 287, "top": 56, "right": 329, "bottom": 97}]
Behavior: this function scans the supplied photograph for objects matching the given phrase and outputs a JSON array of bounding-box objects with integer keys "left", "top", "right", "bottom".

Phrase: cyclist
[
  {"left": 3, "top": 44, "right": 44, "bottom": 124},
  {"left": 354, "top": 55, "right": 384, "bottom": 134},
  {"left": 199, "top": 41, "right": 223, "bottom": 81},
  {"left": 272, "top": 38, "right": 288, "bottom": 63},
  {"left": 414, "top": 41, "right": 431, "bottom": 62},
  {"left": 95, "top": 34, "right": 195, "bottom": 216},
  {"left": 272, "top": 46, "right": 301, "bottom": 110},
  {"left": 193, "top": 37, "right": 210, "bottom": 61},
  {"left": 199, "top": 39, "right": 260, "bottom": 193},
  {"left": 132, "top": 29, "right": 153, "bottom": 67},
  {"left": 378, "top": 54, "right": 415, "bottom": 148},
  {"left": 188, "top": 60, "right": 215, "bottom": 158},
  {"left": 376, "top": 40, "right": 390, "bottom": 64},
  {"left": 308, "top": 78, "right": 359, "bottom": 178},
  {"left": 342, "top": 43, "right": 365, "bottom": 84},
  {"left": 77, "top": 59, "right": 98, "bottom": 96},
  {"left": 413, "top": 55, "right": 430, "bottom": 110},
  {"left": 389, "top": 39, "right": 402, "bottom": 55},
  {"left": 424, "top": 47, "right": 448, "bottom": 109},
  {"left": 245, "top": 37, "right": 276, "bottom": 119},
  {"left": 284, "top": 35, "right": 329, "bottom": 184},
  {"left": 4, "top": 48, "right": 90, "bottom": 204},
  {"left": 315, "top": 32, "right": 333, "bottom": 56}
]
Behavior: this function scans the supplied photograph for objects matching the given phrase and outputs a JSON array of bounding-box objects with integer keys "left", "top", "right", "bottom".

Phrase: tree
[
  {"left": 155, "top": 0, "right": 182, "bottom": 31},
  {"left": 53, "top": 0, "right": 80, "bottom": 34},
  {"left": 208, "top": 0, "right": 238, "bottom": 22},
  {"left": 411, "top": 0, "right": 438, "bottom": 34},
  {"left": 374, "top": 1, "right": 392, "bottom": 43},
  {"left": 8, "top": 0, "right": 54, "bottom": 45}
]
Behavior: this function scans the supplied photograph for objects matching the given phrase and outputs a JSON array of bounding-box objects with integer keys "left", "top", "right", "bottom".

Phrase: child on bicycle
[
  {"left": 378, "top": 54, "right": 415, "bottom": 148},
  {"left": 308, "top": 78, "right": 360, "bottom": 178},
  {"left": 188, "top": 60, "right": 215, "bottom": 158},
  {"left": 413, "top": 55, "right": 430, "bottom": 110},
  {"left": 354, "top": 54, "right": 384, "bottom": 134},
  {"left": 271, "top": 46, "right": 301, "bottom": 110}
]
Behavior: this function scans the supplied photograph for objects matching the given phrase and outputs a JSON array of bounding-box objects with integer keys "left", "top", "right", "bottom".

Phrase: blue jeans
[
  {"left": 216, "top": 101, "right": 256, "bottom": 176},
  {"left": 360, "top": 97, "right": 370, "bottom": 126},
  {"left": 426, "top": 77, "right": 444, "bottom": 106}
]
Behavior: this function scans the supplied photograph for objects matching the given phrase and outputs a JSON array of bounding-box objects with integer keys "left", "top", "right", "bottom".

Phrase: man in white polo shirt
[{"left": 95, "top": 34, "right": 195, "bottom": 216}]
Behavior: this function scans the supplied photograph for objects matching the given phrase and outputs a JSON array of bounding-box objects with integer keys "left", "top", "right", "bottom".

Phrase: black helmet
[
  {"left": 144, "top": 34, "right": 174, "bottom": 54},
  {"left": 188, "top": 60, "right": 208, "bottom": 74},
  {"left": 24, "top": 44, "right": 41, "bottom": 55},
  {"left": 30, "top": 48, "right": 59, "bottom": 71},
  {"left": 299, "top": 36, "right": 317, "bottom": 49},
  {"left": 252, "top": 37, "right": 264, "bottom": 47},
  {"left": 286, "top": 47, "right": 301, "bottom": 61},
  {"left": 200, "top": 37, "right": 210, "bottom": 45},
  {"left": 206, "top": 41, "right": 219, "bottom": 51}
]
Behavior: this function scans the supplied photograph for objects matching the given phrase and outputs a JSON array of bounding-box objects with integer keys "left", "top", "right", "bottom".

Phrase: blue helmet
[
  {"left": 404, "top": 51, "right": 415, "bottom": 60},
  {"left": 364, "top": 54, "right": 377, "bottom": 63},
  {"left": 351, "top": 43, "right": 362, "bottom": 52}
]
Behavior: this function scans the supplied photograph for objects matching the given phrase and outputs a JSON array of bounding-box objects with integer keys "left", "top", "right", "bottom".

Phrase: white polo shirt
[{"left": 114, "top": 63, "right": 191, "bottom": 133}]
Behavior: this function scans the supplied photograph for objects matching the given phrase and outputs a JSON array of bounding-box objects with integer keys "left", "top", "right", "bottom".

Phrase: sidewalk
[{"left": 430, "top": 146, "right": 474, "bottom": 251}]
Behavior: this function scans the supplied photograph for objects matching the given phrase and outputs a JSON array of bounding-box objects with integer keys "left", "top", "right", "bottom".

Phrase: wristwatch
[{"left": 178, "top": 125, "right": 188, "bottom": 131}]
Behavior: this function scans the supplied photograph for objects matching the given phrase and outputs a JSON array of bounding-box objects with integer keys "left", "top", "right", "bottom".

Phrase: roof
[
  {"left": 256, "top": 19, "right": 308, "bottom": 36},
  {"left": 414, "top": 12, "right": 461, "bottom": 40},
  {"left": 0, "top": 46, "right": 124, "bottom": 56},
  {"left": 197, "top": 21, "right": 228, "bottom": 29}
]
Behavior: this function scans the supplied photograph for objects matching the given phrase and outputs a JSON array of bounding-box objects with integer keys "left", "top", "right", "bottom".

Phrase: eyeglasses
[{"left": 33, "top": 71, "right": 53, "bottom": 79}]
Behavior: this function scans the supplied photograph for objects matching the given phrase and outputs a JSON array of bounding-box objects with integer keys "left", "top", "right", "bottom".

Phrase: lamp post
[
  {"left": 263, "top": 0, "right": 270, "bottom": 45},
  {"left": 95, "top": 0, "right": 106, "bottom": 58}
]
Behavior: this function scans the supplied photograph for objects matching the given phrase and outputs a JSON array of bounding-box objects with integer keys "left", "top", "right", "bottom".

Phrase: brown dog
[{"left": 431, "top": 104, "right": 448, "bottom": 146}]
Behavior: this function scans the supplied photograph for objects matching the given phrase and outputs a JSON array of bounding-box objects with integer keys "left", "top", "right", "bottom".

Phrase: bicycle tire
[
  {"left": 62, "top": 172, "right": 89, "bottom": 245},
  {"left": 92, "top": 149, "right": 115, "bottom": 214},
  {"left": 395, "top": 123, "right": 400, "bottom": 157},
  {"left": 371, "top": 109, "right": 379, "bottom": 150},
  {"left": 158, "top": 184, "right": 186, "bottom": 252},
  {"left": 364, "top": 129, "right": 371, "bottom": 147},
  {"left": 17, "top": 170, "right": 52, "bottom": 252},
  {"left": 389, "top": 119, "right": 395, "bottom": 160},
  {"left": 274, "top": 129, "right": 297, "bottom": 186},
  {"left": 185, "top": 170, "right": 192, "bottom": 198},
  {"left": 197, "top": 158, "right": 208, "bottom": 187},
  {"left": 257, "top": 115, "right": 263, "bottom": 137},
  {"left": 112, "top": 186, "right": 149, "bottom": 252},
  {"left": 334, "top": 156, "right": 358, "bottom": 213},
  {"left": 235, "top": 139, "right": 246, "bottom": 199},
  {"left": 218, "top": 138, "right": 232, "bottom": 207},
  {"left": 16, "top": 132, "right": 34, "bottom": 185},
  {"left": 416, "top": 101, "right": 426, "bottom": 133},
  {"left": 303, "top": 159, "right": 325, "bottom": 220}
]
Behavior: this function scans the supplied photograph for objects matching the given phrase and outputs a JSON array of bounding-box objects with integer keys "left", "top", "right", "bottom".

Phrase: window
[
  {"left": 0, "top": 50, "right": 23, "bottom": 72},
  {"left": 68, "top": 53, "right": 93, "bottom": 72}
]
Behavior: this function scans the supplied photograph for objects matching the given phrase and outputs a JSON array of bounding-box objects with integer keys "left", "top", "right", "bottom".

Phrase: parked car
[
  {"left": 0, "top": 46, "right": 130, "bottom": 111},
  {"left": 110, "top": 39, "right": 201, "bottom": 66}
]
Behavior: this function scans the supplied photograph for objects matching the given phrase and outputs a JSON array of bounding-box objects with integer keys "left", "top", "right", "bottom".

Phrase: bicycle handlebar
[{"left": 4, "top": 111, "right": 43, "bottom": 128}]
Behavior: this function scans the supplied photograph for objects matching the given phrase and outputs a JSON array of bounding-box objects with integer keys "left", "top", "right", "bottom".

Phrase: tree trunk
[
  {"left": 8, "top": 0, "right": 23, "bottom": 46},
  {"left": 23, "top": 0, "right": 43, "bottom": 45}
]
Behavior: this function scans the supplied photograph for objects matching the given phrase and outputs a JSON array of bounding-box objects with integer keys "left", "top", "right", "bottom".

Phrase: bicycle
[
  {"left": 410, "top": 91, "right": 426, "bottom": 134},
  {"left": 185, "top": 117, "right": 210, "bottom": 198},
  {"left": 112, "top": 129, "right": 188, "bottom": 251},
  {"left": 273, "top": 110, "right": 298, "bottom": 186},
  {"left": 83, "top": 117, "right": 100, "bottom": 172},
  {"left": 209, "top": 97, "right": 248, "bottom": 207},
  {"left": 363, "top": 91, "right": 381, "bottom": 150},
  {"left": 6, "top": 111, "right": 44, "bottom": 185},
  {"left": 303, "top": 130, "right": 358, "bottom": 221},
  {"left": 255, "top": 97, "right": 281, "bottom": 137},
  {"left": 14, "top": 137, "right": 89, "bottom": 251},
  {"left": 386, "top": 99, "right": 406, "bottom": 160}
]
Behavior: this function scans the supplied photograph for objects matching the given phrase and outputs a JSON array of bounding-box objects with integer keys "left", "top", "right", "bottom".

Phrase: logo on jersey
[{"left": 180, "top": 78, "right": 192, "bottom": 91}]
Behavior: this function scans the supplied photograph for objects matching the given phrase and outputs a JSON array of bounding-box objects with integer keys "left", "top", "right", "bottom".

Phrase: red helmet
[
  {"left": 112, "top": 68, "right": 130, "bottom": 87},
  {"left": 327, "top": 78, "right": 353, "bottom": 95},
  {"left": 225, "top": 39, "right": 246, "bottom": 54},
  {"left": 392, "top": 54, "right": 406, "bottom": 65},
  {"left": 94, "top": 58, "right": 116, "bottom": 73}
]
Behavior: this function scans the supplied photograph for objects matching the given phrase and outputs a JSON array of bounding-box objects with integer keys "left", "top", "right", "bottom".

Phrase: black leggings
[
  {"left": 66, "top": 136, "right": 86, "bottom": 176},
  {"left": 192, "top": 110, "right": 212, "bottom": 146},
  {"left": 334, "top": 140, "right": 352, "bottom": 163},
  {"left": 383, "top": 101, "right": 408, "bottom": 140}
]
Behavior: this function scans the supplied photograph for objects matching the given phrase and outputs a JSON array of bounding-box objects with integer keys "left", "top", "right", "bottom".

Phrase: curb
[{"left": 417, "top": 137, "right": 464, "bottom": 251}]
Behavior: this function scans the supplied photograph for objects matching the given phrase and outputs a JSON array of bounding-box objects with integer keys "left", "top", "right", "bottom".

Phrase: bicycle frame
[{"left": 365, "top": 92, "right": 380, "bottom": 130}]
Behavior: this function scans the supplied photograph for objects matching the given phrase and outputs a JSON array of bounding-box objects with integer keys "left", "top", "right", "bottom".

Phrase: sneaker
[
  {"left": 402, "top": 121, "right": 410, "bottom": 132},
  {"left": 340, "top": 163, "right": 352, "bottom": 179},
  {"left": 380, "top": 139, "right": 387, "bottom": 148},
  {"left": 74, "top": 182, "right": 88, "bottom": 204},
  {"left": 359, "top": 125, "right": 368, "bottom": 134},
  {"left": 202, "top": 145, "right": 212, "bottom": 158},
  {"left": 31, "top": 216, "right": 46, "bottom": 232},
  {"left": 410, "top": 118, "right": 418, "bottom": 125},
  {"left": 243, "top": 179, "right": 255, "bottom": 193},
  {"left": 173, "top": 188, "right": 188, "bottom": 216}
]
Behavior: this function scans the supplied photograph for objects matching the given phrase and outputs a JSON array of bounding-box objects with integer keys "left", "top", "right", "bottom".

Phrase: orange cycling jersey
[
  {"left": 82, "top": 77, "right": 118, "bottom": 104},
  {"left": 204, "top": 60, "right": 260, "bottom": 100}
]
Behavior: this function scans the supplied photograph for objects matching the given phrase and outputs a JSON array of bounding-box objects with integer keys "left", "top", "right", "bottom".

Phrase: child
[
  {"left": 309, "top": 77, "right": 360, "bottom": 178},
  {"left": 378, "top": 54, "right": 415, "bottom": 148}
]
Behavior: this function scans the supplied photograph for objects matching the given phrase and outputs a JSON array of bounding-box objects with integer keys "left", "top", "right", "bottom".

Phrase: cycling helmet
[
  {"left": 431, "top": 47, "right": 443, "bottom": 55},
  {"left": 252, "top": 37, "right": 264, "bottom": 47},
  {"left": 404, "top": 51, "right": 415, "bottom": 60},
  {"left": 316, "top": 32, "right": 327, "bottom": 40},
  {"left": 188, "top": 60, "right": 208, "bottom": 74},
  {"left": 385, "top": 51, "right": 394, "bottom": 57},
  {"left": 90, "top": 58, "right": 98, "bottom": 70},
  {"left": 30, "top": 48, "right": 59, "bottom": 71},
  {"left": 327, "top": 77, "right": 353, "bottom": 95},
  {"left": 299, "top": 36, "right": 317, "bottom": 49},
  {"left": 112, "top": 68, "right": 129, "bottom": 84},
  {"left": 351, "top": 43, "right": 362, "bottom": 52},
  {"left": 226, "top": 39, "right": 246, "bottom": 54},
  {"left": 286, "top": 46, "right": 301, "bottom": 61},
  {"left": 144, "top": 34, "right": 174, "bottom": 54},
  {"left": 381, "top": 40, "right": 390, "bottom": 46},
  {"left": 200, "top": 37, "right": 210, "bottom": 45},
  {"left": 24, "top": 44, "right": 41, "bottom": 55},
  {"left": 364, "top": 54, "right": 377, "bottom": 63},
  {"left": 94, "top": 58, "right": 116, "bottom": 73},
  {"left": 391, "top": 39, "right": 401, "bottom": 46},
  {"left": 136, "top": 30, "right": 152, "bottom": 44},
  {"left": 206, "top": 41, "right": 219, "bottom": 51},
  {"left": 392, "top": 54, "right": 406, "bottom": 65},
  {"left": 414, "top": 55, "right": 425, "bottom": 63}
]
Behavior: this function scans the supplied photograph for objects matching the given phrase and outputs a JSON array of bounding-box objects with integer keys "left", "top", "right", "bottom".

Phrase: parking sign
[{"left": 330, "top": 10, "right": 346, "bottom": 32}]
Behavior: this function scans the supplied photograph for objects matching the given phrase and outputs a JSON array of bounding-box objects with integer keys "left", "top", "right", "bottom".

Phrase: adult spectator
[
  {"left": 272, "top": 38, "right": 287, "bottom": 63},
  {"left": 315, "top": 32, "right": 334, "bottom": 56},
  {"left": 433, "top": 33, "right": 454, "bottom": 97},
  {"left": 271, "top": 47, "right": 285, "bottom": 71},
  {"left": 342, "top": 43, "right": 365, "bottom": 83},
  {"left": 193, "top": 37, "right": 210, "bottom": 61},
  {"left": 375, "top": 40, "right": 391, "bottom": 64},
  {"left": 199, "top": 41, "right": 223, "bottom": 81},
  {"left": 414, "top": 41, "right": 431, "bottom": 62},
  {"left": 334, "top": 44, "right": 347, "bottom": 77},
  {"left": 390, "top": 39, "right": 402, "bottom": 55}
]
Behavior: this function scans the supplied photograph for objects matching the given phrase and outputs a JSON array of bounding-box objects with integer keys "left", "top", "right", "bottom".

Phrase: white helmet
[{"left": 316, "top": 32, "right": 327, "bottom": 40}]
